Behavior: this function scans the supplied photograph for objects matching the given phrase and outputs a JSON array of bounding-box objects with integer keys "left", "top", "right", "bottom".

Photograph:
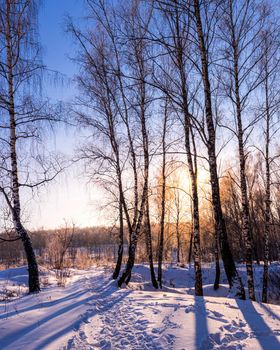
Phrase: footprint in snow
[
  {"left": 78, "top": 331, "right": 88, "bottom": 341},
  {"left": 185, "top": 305, "right": 195, "bottom": 313},
  {"left": 165, "top": 333, "right": 176, "bottom": 345},
  {"left": 208, "top": 310, "right": 229, "bottom": 324},
  {"left": 225, "top": 302, "right": 239, "bottom": 310},
  {"left": 211, "top": 310, "right": 224, "bottom": 318},
  {"left": 152, "top": 327, "right": 162, "bottom": 334},
  {"left": 99, "top": 339, "right": 111, "bottom": 350}
]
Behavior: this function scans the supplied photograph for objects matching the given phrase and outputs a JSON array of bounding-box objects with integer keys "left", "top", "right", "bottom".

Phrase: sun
[{"left": 168, "top": 165, "right": 209, "bottom": 196}]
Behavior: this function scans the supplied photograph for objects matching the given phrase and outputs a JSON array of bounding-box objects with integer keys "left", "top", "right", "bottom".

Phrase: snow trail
[{"left": 0, "top": 265, "right": 280, "bottom": 349}]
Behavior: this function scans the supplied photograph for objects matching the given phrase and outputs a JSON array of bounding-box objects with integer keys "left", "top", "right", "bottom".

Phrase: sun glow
[{"left": 167, "top": 165, "right": 210, "bottom": 196}]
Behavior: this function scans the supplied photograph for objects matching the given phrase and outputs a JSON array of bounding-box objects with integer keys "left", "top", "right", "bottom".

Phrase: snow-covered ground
[{"left": 0, "top": 264, "right": 279, "bottom": 350}]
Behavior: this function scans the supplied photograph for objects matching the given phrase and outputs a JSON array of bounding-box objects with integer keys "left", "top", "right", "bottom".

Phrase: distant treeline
[{"left": 0, "top": 213, "right": 279, "bottom": 269}]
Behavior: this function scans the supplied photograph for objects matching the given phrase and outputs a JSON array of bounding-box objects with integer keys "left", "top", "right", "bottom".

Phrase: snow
[{"left": 0, "top": 264, "right": 279, "bottom": 350}]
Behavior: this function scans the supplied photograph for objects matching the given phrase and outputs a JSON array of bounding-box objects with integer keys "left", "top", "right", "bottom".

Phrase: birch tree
[
  {"left": 0, "top": 0, "right": 61, "bottom": 293},
  {"left": 68, "top": 19, "right": 129, "bottom": 280},
  {"left": 259, "top": 24, "right": 280, "bottom": 303},
  {"left": 152, "top": 0, "right": 203, "bottom": 296},
  {"left": 192, "top": 0, "right": 245, "bottom": 298},
  {"left": 117, "top": 0, "right": 158, "bottom": 288},
  {"left": 70, "top": 0, "right": 158, "bottom": 288},
  {"left": 216, "top": 0, "right": 270, "bottom": 301},
  {"left": 157, "top": 98, "right": 168, "bottom": 288}
]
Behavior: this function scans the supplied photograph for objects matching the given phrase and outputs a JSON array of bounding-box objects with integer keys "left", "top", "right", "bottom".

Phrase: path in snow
[{"left": 0, "top": 265, "right": 280, "bottom": 350}]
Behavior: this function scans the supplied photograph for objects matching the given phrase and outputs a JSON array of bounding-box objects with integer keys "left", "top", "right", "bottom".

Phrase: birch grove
[
  {"left": 1, "top": 0, "right": 278, "bottom": 301},
  {"left": 64, "top": 0, "right": 280, "bottom": 301}
]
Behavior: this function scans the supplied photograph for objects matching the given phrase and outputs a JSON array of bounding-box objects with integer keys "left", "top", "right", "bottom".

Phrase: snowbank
[{"left": 0, "top": 264, "right": 279, "bottom": 349}]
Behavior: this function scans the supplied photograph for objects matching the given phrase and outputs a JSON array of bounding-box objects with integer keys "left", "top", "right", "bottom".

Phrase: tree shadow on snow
[
  {"left": 258, "top": 302, "right": 280, "bottom": 322},
  {"left": 0, "top": 289, "right": 87, "bottom": 321},
  {"left": 0, "top": 280, "right": 131, "bottom": 350},
  {"left": 194, "top": 296, "right": 210, "bottom": 350},
  {"left": 236, "top": 299, "right": 280, "bottom": 350},
  {"left": 0, "top": 272, "right": 105, "bottom": 321}
]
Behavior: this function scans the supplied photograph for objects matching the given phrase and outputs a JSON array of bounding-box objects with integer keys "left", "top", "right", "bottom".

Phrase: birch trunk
[
  {"left": 112, "top": 197, "right": 124, "bottom": 279},
  {"left": 262, "top": 51, "right": 271, "bottom": 303},
  {"left": 118, "top": 52, "right": 156, "bottom": 286},
  {"left": 193, "top": 0, "right": 245, "bottom": 299},
  {"left": 176, "top": 214, "right": 181, "bottom": 264},
  {"left": 188, "top": 230, "right": 193, "bottom": 265},
  {"left": 145, "top": 202, "right": 158, "bottom": 288},
  {"left": 6, "top": 0, "right": 40, "bottom": 293},
  {"left": 214, "top": 226, "right": 220, "bottom": 290},
  {"left": 173, "top": 2, "right": 203, "bottom": 295},
  {"left": 157, "top": 101, "right": 167, "bottom": 288},
  {"left": 230, "top": 3, "right": 255, "bottom": 299},
  {"left": 117, "top": 195, "right": 146, "bottom": 286}
]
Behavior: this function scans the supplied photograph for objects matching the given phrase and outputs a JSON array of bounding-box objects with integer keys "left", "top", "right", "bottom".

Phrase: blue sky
[
  {"left": 38, "top": 0, "right": 85, "bottom": 100},
  {"left": 27, "top": 1, "right": 107, "bottom": 230},
  {"left": 39, "top": 0, "right": 83, "bottom": 75}
]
